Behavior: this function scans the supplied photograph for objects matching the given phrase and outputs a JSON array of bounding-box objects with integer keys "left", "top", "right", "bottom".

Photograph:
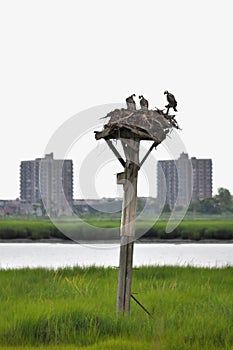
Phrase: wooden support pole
[{"left": 117, "top": 137, "right": 140, "bottom": 315}]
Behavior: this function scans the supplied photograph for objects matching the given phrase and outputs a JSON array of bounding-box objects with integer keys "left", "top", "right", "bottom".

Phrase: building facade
[
  {"left": 157, "top": 159, "right": 178, "bottom": 209},
  {"left": 20, "top": 159, "right": 40, "bottom": 204},
  {"left": 157, "top": 153, "right": 212, "bottom": 209},
  {"left": 191, "top": 157, "right": 212, "bottom": 201},
  {"left": 20, "top": 153, "right": 73, "bottom": 216}
]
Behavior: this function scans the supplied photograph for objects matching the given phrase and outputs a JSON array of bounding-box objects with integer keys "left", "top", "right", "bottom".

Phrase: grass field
[{"left": 0, "top": 266, "right": 233, "bottom": 349}]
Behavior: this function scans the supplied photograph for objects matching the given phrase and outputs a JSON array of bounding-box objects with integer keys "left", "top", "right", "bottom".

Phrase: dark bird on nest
[
  {"left": 164, "top": 91, "right": 178, "bottom": 113},
  {"left": 139, "top": 95, "right": 149, "bottom": 110},
  {"left": 126, "top": 94, "right": 136, "bottom": 110}
]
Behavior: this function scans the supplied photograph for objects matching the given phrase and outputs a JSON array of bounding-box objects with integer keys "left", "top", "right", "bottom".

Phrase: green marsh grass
[
  {"left": 1, "top": 219, "right": 233, "bottom": 241},
  {"left": 0, "top": 266, "right": 233, "bottom": 349}
]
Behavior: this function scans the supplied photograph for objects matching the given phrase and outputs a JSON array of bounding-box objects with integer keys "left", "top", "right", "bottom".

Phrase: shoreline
[{"left": 1, "top": 238, "right": 233, "bottom": 244}]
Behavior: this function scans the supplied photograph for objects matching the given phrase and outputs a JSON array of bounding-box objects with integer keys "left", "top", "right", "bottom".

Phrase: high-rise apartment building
[
  {"left": 20, "top": 153, "right": 73, "bottom": 216},
  {"left": 20, "top": 159, "right": 40, "bottom": 204},
  {"left": 191, "top": 157, "right": 212, "bottom": 201},
  {"left": 157, "top": 153, "right": 212, "bottom": 209},
  {"left": 157, "top": 159, "right": 178, "bottom": 209}
]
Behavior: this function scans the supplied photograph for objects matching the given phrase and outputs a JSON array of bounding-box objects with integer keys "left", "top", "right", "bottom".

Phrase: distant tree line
[
  {"left": 188, "top": 188, "right": 233, "bottom": 214},
  {"left": 161, "top": 188, "right": 233, "bottom": 214}
]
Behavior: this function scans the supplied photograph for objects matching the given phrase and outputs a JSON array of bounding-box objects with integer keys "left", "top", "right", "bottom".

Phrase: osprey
[
  {"left": 164, "top": 91, "right": 178, "bottom": 113},
  {"left": 126, "top": 94, "right": 136, "bottom": 110},
  {"left": 139, "top": 95, "right": 149, "bottom": 110}
]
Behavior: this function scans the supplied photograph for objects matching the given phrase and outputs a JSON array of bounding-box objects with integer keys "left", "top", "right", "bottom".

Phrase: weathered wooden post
[
  {"left": 94, "top": 102, "right": 180, "bottom": 316},
  {"left": 116, "top": 136, "right": 140, "bottom": 314}
]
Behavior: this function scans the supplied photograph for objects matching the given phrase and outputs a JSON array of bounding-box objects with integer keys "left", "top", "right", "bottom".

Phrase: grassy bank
[
  {"left": 0, "top": 266, "right": 232, "bottom": 349},
  {"left": 0, "top": 220, "right": 66, "bottom": 240},
  {"left": 1, "top": 219, "right": 233, "bottom": 241}
]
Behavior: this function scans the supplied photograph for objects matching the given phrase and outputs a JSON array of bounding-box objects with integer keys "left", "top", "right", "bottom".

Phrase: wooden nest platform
[{"left": 94, "top": 108, "right": 180, "bottom": 144}]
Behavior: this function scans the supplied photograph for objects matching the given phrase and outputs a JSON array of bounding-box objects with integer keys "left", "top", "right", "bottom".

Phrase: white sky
[{"left": 0, "top": 0, "right": 233, "bottom": 199}]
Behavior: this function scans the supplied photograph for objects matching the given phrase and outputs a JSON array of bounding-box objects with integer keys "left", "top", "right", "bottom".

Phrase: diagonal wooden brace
[
  {"left": 105, "top": 139, "right": 126, "bottom": 168},
  {"left": 139, "top": 141, "right": 158, "bottom": 168}
]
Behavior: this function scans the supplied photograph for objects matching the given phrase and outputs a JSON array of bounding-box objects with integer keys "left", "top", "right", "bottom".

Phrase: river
[{"left": 0, "top": 243, "right": 232, "bottom": 269}]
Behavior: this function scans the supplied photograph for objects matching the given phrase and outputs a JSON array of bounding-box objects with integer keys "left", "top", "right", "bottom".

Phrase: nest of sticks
[{"left": 95, "top": 108, "right": 180, "bottom": 143}]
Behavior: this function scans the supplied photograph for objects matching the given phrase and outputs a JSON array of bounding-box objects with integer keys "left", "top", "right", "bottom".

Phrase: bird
[
  {"left": 139, "top": 95, "right": 149, "bottom": 110},
  {"left": 126, "top": 94, "right": 136, "bottom": 110},
  {"left": 164, "top": 91, "right": 178, "bottom": 114}
]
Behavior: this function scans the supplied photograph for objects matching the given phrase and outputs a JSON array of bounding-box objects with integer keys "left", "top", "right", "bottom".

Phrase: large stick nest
[{"left": 95, "top": 108, "right": 180, "bottom": 143}]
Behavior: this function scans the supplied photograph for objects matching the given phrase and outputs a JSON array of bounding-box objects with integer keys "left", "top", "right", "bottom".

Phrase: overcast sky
[{"left": 0, "top": 1, "right": 232, "bottom": 199}]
